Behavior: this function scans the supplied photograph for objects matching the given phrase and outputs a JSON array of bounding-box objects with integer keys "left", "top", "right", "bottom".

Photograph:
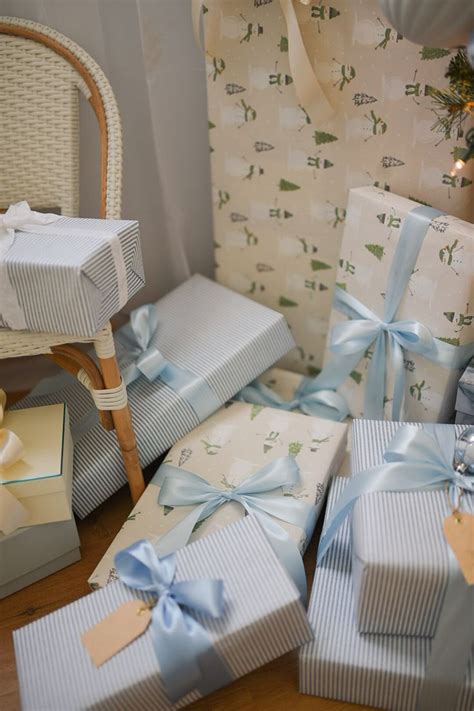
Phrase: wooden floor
[{"left": 0, "top": 470, "right": 371, "bottom": 711}]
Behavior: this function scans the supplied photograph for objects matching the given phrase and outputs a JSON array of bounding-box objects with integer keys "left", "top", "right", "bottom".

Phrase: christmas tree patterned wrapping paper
[
  {"left": 88, "top": 400, "right": 348, "bottom": 590},
  {"left": 205, "top": 0, "right": 473, "bottom": 375},
  {"left": 322, "top": 186, "right": 473, "bottom": 422}
]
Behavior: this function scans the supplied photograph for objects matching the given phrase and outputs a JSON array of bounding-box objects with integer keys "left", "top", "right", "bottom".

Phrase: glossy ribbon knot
[
  {"left": 0, "top": 390, "right": 30, "bottom": 535},
  {"left": 317, "top": 424, "right": 474, "bottom": 711},
  {"left": 236, "top": 376, "right": 349, "bottom": 422},
  {"left": 116, "top": 304, "right": 221, "bottom": 422},
  {"left": 154, "top": 456, "right": 316, "bottom": 600},
  {"left": 192, "top": 0, "right": 334, "bottom": 124},
  {"left": 115, "top": 539, "right": 232, "bottom": 703}
]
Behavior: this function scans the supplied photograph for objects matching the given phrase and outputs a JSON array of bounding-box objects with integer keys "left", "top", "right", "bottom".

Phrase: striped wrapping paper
[
  {"left": 351, "top": 419, "right": 473, "bottom": 637},
  {"left": 0, "top": 216, "right": 144, "bottom": 336},
  {"left": 456, "top": 358, "right": 474, "bottom": 425},
  {"left": 299, "top": 477, "right": 474, "bottom": 710},
  {"left": 14, "top": 516, "right": 313, "bottom": 710},
  {"left": 15, "top": 275, "right": 295, "bottom": 518}
]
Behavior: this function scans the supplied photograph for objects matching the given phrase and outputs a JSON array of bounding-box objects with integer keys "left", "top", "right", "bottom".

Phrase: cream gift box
[
  {"left": 88, "top": 400, "right": 348, "bottom": 589},
  {"left": 14, "top": 517, "right": 313, "bottom": 710},
  {"left": 322, "top": 186, "right": 474, "bottom": 422},
  {"left": 16, "top": 275, "right": 295, "bottom": 518},
  {"left": 0, "top": 207, "right": 144, "bottom": 337},
  {"left": 1, "top": 403, "right": 73, "bottom": 529},
  {"left": 299, "top": 477, "right": 473, "bottom": 710},
  {"left": 204, "top": 0, "right": 473, "bottom": 376},
  {"left": 455, "top": 357, "right": 474, "bottom": 425},
  {"left": 0, "top": 517, "right": 80, "bottom": 599},
  {"left": 350, "top": 419, "right": 473, "bottom": 638}
]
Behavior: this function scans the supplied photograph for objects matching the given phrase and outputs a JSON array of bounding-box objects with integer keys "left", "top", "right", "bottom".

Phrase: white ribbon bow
[
  {"left": 0, "top": 389, "right": 30, "bottom": 535},
  {"left": 0, "top": 200, "right": 59, "bottom": 259}
]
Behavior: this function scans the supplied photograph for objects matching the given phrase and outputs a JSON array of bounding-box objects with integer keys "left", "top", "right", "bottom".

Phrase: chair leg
[{"left": 97, "top": 352, "right": 145, "bottom": 504}]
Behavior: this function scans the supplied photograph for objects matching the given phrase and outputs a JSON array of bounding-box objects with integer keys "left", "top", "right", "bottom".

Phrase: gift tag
[
  {"left": 82, "top": 599, "right": 152, "bottom": 667},
  {"left": 443, "top": 512, "right": 474, "bottom": 585}
]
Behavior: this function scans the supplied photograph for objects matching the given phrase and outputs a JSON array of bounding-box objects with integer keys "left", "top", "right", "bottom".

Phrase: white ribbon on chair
[
  {"left": 0, "top": 200, "right": 129, "bottom": 330},
  {"left": 0, "top": 389, "right": 30, "bottom": 535},
  {"left": 192, "top": 0, "right": 334, "bottom": 124}
]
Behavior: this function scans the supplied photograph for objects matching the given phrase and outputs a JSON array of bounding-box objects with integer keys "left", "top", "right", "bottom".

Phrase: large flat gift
[
  {"left": 299, "top": 477, "right": 473, "bottom": 711},
  {"left": 322, "top": 186, "right": 474, "bottom": 422},
  {"left": 0, "top": 517, "right": 80, "bottom": 599},
  {"left": 204, "top": 0, "right": 473, "bottom": 376},
  {"left": 0, "top": 204, "right": 144, "bottom": 336},
  {"left": 16, "top": 275, "right": 295, "bottom": 518},
  {"left": 14, "top": 516, "right": 313, "bottom": 710},
  {"left": 456, "top": 357, "right": 474, "bottom": 425},
  {"left": 350, "top": 419, "right": 474, "bottom": 638},
  {"left": 88, "top": 400, "right": 348, "bottom": 589},
  {"left": 0, "top": 402, "right": 73, "bottom": 531}
]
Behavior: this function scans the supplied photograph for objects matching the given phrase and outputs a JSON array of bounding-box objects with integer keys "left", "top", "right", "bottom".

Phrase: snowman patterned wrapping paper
[{"left": 204, "top": 0, "right": 473, "bottom": 374}]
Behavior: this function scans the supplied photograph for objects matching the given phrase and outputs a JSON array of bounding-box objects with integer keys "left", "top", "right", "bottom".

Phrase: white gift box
[
  {"left": 299, "top": 477, "right": 473, "bottom": 710},
  {"left": 0, "top": 517, "right": 80, "bottom": 599},
  {"left": 88, "top": 400, "right": 348, "bottom": 589},
  {"left": 1, "top": 403, "right": 73, "bottom": 529},
  {"left": 14, "top": 517, "right": 313, "bottom": 710}
]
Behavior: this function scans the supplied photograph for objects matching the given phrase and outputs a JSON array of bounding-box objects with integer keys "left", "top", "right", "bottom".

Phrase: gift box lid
[
  {"left": 14, "top": 516, "right": 313, "bottom": 710},
  {"left": 1, "top": 404, "right": 71, "bottom": 496}
]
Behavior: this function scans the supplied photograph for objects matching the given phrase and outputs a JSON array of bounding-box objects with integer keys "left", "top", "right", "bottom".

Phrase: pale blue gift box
[
  {"left": 299, "top": 477, "right": 473, "bottom": 711},
  {"left": 16, "top": 275, "right": 295, "bottom": 518},
  {"left": 14, "top": 516, "right": 312, "bottom": 710}
]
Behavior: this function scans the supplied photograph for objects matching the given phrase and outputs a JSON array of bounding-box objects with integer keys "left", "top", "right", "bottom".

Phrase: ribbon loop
[
  {"left": 115, "top": 539, "right": 231, "bottom": 703},
  {"left": 153, "top": 457, "right": 315, "bottom": 599}
]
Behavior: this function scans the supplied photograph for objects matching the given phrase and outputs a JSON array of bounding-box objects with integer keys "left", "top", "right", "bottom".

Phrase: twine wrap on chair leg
[{"left": 76, "top": 368, "right": 128, "bottom": 411}]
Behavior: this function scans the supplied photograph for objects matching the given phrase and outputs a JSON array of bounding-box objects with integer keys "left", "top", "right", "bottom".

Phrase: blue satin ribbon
[
  {"left": 153, "top": 456, "right": 317, "bottom": 601},
  {"left": 317, "top": 424, "right": 474, "bottom": 711},
  {"left": 114, "top": 539, "right": 233, "bottom": 703},
  {"left": 235, "top": 375, "right": 349, "bottom": 422},
  {"left": 116, "top": 304, "right": 222, "bottom": 422}
]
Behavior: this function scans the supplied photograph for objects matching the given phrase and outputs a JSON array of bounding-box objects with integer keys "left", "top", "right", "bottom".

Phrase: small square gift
[
  {"left": 299, "top": 477, "right": 474, "bottom": 711},
  {"left": 349, "top": 419, "right": 474, "bottom": 637},
  {"left": 456, "top": 357, "right": 474, "bottom": 425},
  {"left": 14, "top": 517, "right": 313, "bottom": 710},
  {"left": 320, "top": 186, "right": 474, "bottom": 422},
  {"left": 0, "top": 391, "right": 73, "bottom": 535},
  {"left": 89, "top": 400, "right": 348, "bottom": 593},
  {"left": 16, "top": 275, "right": 296, "bottom": 518},
  {"left": 0, "top": 201, "right": 144, "bottom": 336},
  {"left": 0, "top": 517, "right": 80, "bottom": 599}
]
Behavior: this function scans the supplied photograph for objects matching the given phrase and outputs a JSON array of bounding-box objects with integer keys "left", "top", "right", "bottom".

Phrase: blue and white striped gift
[
  {"left": 351, "top": 419, "right": 474, "bottom": 638},
  {"left": 15, "top": 275, "right": 295, "bottom": 518},
  {"left": 0, "top": 215, "right": 144, "bottom": 336},
  {"left": 299, "top": 477, "right": 473, "bottom": 710},
  {"left": 14, "top": 516, "right": 313, "bottom": 710}
]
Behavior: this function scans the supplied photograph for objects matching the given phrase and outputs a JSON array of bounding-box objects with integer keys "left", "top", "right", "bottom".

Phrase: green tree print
[{"left": 365, "top": 243, "right": 385, "bottom": 261}]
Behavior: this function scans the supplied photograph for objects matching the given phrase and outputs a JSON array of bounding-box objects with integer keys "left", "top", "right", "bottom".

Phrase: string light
[{"left": 449, "top": 127, "right": 474, "bottom": 176}]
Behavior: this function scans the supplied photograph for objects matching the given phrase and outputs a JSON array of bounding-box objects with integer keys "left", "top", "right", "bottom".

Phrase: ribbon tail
[
  {"left": 390, "top": 337, "right": 407, "bottom": 421},
  {"left": 416, "top": 550, "right": 474, "bottom": 711},
  {"left": 0, "top": 486, "right": 30, "bottom": 535},
  {"left": 153, "top": 502, "right": 211, "bottom": 558},
  {"left": 235, "top": 381, "right": 289, "bottom": 409},
  {"left": 364, "top": 332, "right": 386, "bottom": 420},
  {"left": 279, "top": 0, "right": 333, "bottom": 124},
  {"left": 192, "top": 0, "right": 221, "bottom": 57}
]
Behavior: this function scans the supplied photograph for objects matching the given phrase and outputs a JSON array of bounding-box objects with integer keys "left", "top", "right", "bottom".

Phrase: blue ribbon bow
[
  {"left": 116, "top": 304, "right": 222, "bottom": 422},
  {"left": 153, "top": 456, "right": 317, "bottom": 600},
  {"left": 115, "top": 539, "right": 233, "bottom": 703},
  {"left": 317, "top": 424, "right": 474, "bottom": 711}
]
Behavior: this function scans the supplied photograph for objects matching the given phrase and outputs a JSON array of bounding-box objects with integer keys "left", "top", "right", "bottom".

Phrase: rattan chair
[{"left": 0, "top": 17, "right": 145, "bottom": 503}]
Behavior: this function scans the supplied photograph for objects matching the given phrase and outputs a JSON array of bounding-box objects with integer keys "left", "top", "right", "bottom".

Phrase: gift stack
[{"left": 300, "top": 420, "right": 474, "bottom": 710}]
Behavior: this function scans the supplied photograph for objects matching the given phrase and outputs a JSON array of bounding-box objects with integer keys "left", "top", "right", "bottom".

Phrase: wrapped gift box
[
  {"left": 0, "top": 214, "right": 144, "bottom": 336},
  {"left": 455, "top": 358, "right": 474, "bottom": 425},
  {"left": 299, "top": 477, "right": 473, "bottom": 710},
  {"left": 1, "top": 403, "right": 73, "bottom": 529},
  {"left": 350, "top": 419, "right": 473, "bottom": 638},
  {"left": 205, "top": 0, "right": 473, "bottom": 376},
  {"left": 14, "top": 517, "right": 313, "bottom": 710},
  {"left": 16, "top": 275, "right": 295, "bottom": 518},
  {"left": 0, "top": 516, "right": 80, "bottom": 599},
  {"left": 323, "top": 186, "right": 473, "bottom": 422},
  {"left": 89, "top": 400, "right": 347, "bottom": 589}
]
